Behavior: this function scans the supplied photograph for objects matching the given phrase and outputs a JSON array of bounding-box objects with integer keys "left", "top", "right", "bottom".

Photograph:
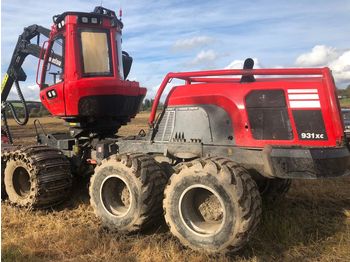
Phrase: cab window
[
  {"left": 80, "top": 30, "right": 113, "bottom": 76},
  {"left": 43, "top": 36, "right": 64, "bottom": 86}
]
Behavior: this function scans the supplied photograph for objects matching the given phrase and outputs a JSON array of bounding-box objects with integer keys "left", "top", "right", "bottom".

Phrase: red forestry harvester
[{"left": 1, "top": 6, "right": 349, "bottom": 254}]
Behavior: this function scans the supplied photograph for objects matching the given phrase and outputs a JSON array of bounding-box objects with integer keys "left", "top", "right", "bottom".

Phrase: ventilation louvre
[{"left": 154, "top": 109, "right": 175, "bottom": 142}]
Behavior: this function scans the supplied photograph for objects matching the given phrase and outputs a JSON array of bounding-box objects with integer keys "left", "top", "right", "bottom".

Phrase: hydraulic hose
[
  {"left": 9, "top": 80, "right": 29, "bottom": 126},
  {"left": 1, "top": 80, "right": 29, "bottom": 144}
]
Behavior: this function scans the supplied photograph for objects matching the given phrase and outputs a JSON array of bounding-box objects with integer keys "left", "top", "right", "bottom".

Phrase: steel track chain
[{"left": 1, "top": 145, "right": 72, "bottom": 208}]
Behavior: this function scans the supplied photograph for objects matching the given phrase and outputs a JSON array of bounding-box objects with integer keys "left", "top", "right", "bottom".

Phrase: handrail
[
  {"left": 148, "top": 67, "right": 331, "bottom": 125},
  {"left": 36, "top": 40, "right": 48, "bottom": 86}
]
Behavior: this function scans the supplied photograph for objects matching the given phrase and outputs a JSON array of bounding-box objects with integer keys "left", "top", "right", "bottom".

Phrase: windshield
[{"left": 80, "top": 30, "right": 112, "bottom": 76}]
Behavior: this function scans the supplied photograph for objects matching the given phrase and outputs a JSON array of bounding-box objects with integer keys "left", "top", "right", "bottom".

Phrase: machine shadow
[{"left": 54, "top": 175, "right": 91, "bottom": 211}]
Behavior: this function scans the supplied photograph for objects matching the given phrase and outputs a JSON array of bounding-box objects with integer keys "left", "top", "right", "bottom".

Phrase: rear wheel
[
  {"left": 89, "top": 153, "right": 167, "bottom": 233},
  {"left": 4, "top": 146, "right": 72, "bottom": 208},
  {"left": 164, "top": 157, "right": 262, "bottom": 253}
]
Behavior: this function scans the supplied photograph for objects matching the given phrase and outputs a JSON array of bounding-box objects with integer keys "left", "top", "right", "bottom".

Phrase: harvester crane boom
[
  {"left": 1, "top": 24, "right": 51, "bottom": 143},
  {"left": 1, "top": 24, "right": 50, "bottom": 102}
]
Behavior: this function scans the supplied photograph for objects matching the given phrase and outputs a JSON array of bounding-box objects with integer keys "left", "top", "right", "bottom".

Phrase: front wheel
[
  {"left": 3, "top": 146, "right": 72, "bottom": 208},
  {"left": 163, "top": 157, "right": 262, "bottom": 254}
]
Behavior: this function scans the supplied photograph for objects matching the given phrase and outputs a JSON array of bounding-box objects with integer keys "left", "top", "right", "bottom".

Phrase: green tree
[{"left": 142, "top": 99, "right": 152, "bottom": 111}]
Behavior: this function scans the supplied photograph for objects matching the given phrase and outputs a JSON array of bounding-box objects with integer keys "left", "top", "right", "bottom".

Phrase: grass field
[{"left": 1, "top": 113, "right": 350, "bottom": 261}]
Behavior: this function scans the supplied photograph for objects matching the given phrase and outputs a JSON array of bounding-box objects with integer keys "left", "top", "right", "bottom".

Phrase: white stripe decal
[
  {"left": 288, "top": 94, "right": 319, "bottom": 100},
  {"left": 290, "top": 100, "right": 321, "bottom": 108},
  {"left": 287, "top": 89, "right": 318, "bottom": 93}
]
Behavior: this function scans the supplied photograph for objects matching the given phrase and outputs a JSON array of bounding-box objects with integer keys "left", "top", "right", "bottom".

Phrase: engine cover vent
[{"left": 154, "top": 109, "right": 175, "bottom": 142}]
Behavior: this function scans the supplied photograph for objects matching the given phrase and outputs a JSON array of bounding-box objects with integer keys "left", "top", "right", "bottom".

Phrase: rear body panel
[{"left": 165, "top": 77, "right": 344, "bottom": 148}]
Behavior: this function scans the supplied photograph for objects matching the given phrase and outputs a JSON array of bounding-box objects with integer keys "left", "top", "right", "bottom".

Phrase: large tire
[
  {"left": 3, "top": 145, "right": 72, "bottom": 208},
  {"left": 257, "top": 177, "right": 291, "bottom": 201},
  {"left": 89, "top": 153, "right": 167, "bottom": 233},
  {"left": 1, "top": 145, "right": 20, "bottom": 201},
  {"left": 1, "top": 158, "right": 7, "bottom": 200},
  {"left": 163, "top": 157, "right": 262, "bottom": 254}
]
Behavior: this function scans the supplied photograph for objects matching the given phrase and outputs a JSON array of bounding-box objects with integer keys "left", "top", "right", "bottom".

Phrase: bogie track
[{"left": 2, "top": 145, "right": 72, "bottom": 208}]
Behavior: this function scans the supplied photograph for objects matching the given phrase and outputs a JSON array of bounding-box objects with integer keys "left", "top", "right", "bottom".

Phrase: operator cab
[{"left": 38, "top": 6, "right": 146, "bottom": 137}]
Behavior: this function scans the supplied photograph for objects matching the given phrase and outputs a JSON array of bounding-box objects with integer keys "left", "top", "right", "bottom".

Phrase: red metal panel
[
  {"left": 150, "top": 68, "right": 344, "bottom": 148},
  {"left": 149, "top": 68, "right": 330, "bottom": 125},
  {"left": 40, "top": 82, "right": 65, "bottom": 116}
]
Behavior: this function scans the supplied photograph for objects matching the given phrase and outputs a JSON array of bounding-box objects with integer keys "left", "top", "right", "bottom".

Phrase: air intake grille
[{"left": 154, "top": 109, "right": 175, "bottom": 142}]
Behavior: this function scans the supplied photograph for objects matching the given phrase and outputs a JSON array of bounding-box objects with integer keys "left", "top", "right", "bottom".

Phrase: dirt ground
[{"left": 1, "top": 113, "right": 350, "bottom": 261}]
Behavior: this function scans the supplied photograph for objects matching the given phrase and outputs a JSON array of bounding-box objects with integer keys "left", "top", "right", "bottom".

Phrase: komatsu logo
[{"left": 49, "top": 57, "right": 62, "bottom": 67}]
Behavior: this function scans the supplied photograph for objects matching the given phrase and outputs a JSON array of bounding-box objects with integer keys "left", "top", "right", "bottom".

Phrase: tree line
[
  {"left": 337, "top": 84, "right": 350, "bottom": 98},
  {"left": 3, "top": 101, "right": 50, "bottom": 119},
  {"left": 141, "top": 99, "right": 164, "bottom": 111}
]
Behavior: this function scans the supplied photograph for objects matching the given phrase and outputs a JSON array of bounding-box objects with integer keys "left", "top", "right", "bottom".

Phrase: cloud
[
  {"left": 173, "top": 36, "right": 214, "bottom": 51},
  {"left": 8, "top": 83, "right": 40, "bottom": 101},
  {"left": 295, "top": 45, "right": 350, "bottom": 85},
  {"left": 225, "top": 58, "right": 261, "bottom": 69},
  {"left": 295, "top": 45, "right": 339, "bottom": 67},
  {"left": 189, "top": 50, "right": 218, "bottom": 67},
  {"left": 329, "top": 50, "right": 350, "bottom": 84}
]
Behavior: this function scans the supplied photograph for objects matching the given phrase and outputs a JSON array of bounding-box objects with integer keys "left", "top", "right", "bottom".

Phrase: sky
[{"left": 1, "top": 0, "right": 350, "bottom": 101}]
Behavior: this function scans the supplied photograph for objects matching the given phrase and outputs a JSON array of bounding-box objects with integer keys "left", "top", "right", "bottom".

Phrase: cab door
[{"left": 40, "top": 35, "right": 66, "bottom": 116}]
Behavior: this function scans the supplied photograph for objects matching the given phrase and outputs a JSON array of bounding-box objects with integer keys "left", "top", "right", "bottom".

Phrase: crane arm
[
  {"left": 1, "top": 24, "right": 50, "bottom": 102},
  {"left": 1, "top": 24, "right": 51, "bottom": 144}
]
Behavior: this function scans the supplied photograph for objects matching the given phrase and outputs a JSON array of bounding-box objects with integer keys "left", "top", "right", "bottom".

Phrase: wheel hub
[
  {"left": 100, "top": 175, "right": 132, "bottom": 217},
  {"left": 179, "top": 184, "right": 225, "bottom": 237},
  {"left": 12, "top": 166, "right": 31, "bottom": 197}
]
